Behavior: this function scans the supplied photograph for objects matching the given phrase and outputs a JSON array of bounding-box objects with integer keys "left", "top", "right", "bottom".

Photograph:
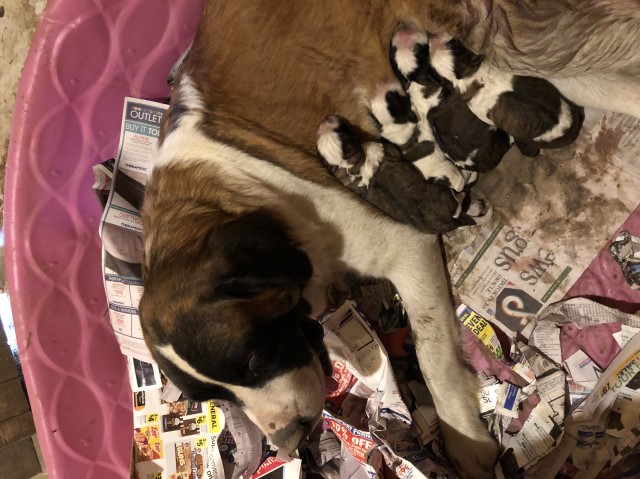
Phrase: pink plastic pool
[
  {"left": 5, "top": 0, "right": 202, "bottom": 476},
  {"left": 6, "top": 1, "right": 640, "bottom": 478}
]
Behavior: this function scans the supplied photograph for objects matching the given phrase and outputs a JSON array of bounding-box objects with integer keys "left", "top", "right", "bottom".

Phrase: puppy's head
[
  {"left": 140, "top": 208, "right": 331, "bottom": 453},
  {"left": 429, "top": 34, "right": 484, "bottom": 81},
  {"left": 390, "top": 23, "right": 441, "bottom": 88}
]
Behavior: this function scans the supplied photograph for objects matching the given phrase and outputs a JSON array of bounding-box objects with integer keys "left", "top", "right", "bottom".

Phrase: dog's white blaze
[
  {"left": 534, "top": 99, "right": 573, "bottom": 141},
  {"left": 156, "top": 343, "right": 219, "bottom": 385},
  {"left": 370, "top": 84, "right": 403, "bottom": 125},
  {"left": 428, "top": 36, "right": 456, "bottom": 83},
  {"left": 155, "top": 344, "right": 324, "bottom": 447},
  {"left": 391, "top": 28, "right": 428, "bottom": 77},
  {"left": 394, "top": 46, "right": 419, "bottom": 77},
  {"left": 371, "top": 84, "right": 416, "bottom": 145}
]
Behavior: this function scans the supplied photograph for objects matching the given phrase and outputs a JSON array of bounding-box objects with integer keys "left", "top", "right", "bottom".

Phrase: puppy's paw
[
  {"left": 410, "top": 152, "right": 466, "bottom": 192},
  {"left": 466, "top": 198, "right": 493, "bottom": 224},
  {"left": 440, "top": 421, "right": 499, "bottom": 479},
  {"left": 461, "top": 169, "right": 478, "bottom": 186}
]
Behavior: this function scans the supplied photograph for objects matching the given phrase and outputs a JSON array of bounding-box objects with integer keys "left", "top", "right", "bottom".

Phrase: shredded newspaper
[{"left": 93, "top": 98, "right": 640, "bottom": 479}]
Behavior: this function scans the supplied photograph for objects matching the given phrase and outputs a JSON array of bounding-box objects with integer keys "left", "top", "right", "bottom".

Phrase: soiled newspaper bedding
[{"left": 94, "top": 99, "right": 640, "bottom": 479}]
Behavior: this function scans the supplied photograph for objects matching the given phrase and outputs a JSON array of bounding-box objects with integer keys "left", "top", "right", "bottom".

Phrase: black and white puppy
[
  {"left": 369, "top": 83, "right": 475, "bottom": 191},
  {"left": 316, "top": 115, "right": 491, "bottom": 234},
  {"left": 389, "top": 23, "right": 510, "bottom": 173},
  {"left": 429, "top": 33, "right": 585, "bottom": 157}
]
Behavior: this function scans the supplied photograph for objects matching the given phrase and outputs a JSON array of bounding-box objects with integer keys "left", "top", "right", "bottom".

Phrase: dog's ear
[{"left": 208, "top": 210, "right": 313, "bottom": 299}]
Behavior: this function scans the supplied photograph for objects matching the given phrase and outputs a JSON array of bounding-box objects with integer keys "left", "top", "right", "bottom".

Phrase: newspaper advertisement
[
  {"left": 132, "top": 385, "right": 267, "bottom": 479},
  {"left": 446, "top": 110, "right": 640, "bottom": 341},
  {"left": 98, "top": 98, "right": 168, "bottom": 361}
]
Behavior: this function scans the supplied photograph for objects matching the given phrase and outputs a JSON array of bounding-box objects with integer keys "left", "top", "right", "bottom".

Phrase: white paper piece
[{"left": 500, "top": 399, "right": 563, "bottom": 475}]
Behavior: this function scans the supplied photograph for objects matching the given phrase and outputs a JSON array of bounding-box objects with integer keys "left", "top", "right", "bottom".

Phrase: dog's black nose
[{"left": 271, "top": 415, "right": 317, "bottom": 452}]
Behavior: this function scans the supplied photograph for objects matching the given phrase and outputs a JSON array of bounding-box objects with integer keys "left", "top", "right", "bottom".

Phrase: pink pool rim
[
  {"left": 5, "top": 0, "right": 202, "bottom": 476},
  {"left": 6, "top": 1, "right": 640, "bottom": 478}
]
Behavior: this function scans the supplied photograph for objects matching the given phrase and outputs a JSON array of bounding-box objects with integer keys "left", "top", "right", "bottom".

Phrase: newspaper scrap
[
  {"left": 456, "top": 304, "right": 504, "bottom": 359},
  {"left": 96, "top": 97, "right": 168, "bottom": 361},
  {"left": 525, "top": 299, "right": 640, "bottom": 478},
  {"left": 94, "top": 98, "right": 640, "bottom": 479},
  {"left": 132, "top": 385, "right": 265, "bottom": 479},
  {"left": 445, "top": 109, "right": 640, "bottom": 344},
  {"left": 609, "top": 230, "right": 640, "bottom": 290}
]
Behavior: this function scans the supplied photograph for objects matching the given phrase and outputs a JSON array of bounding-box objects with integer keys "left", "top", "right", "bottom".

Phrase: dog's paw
[{"left": 440, "top": 421, "right": 499, "bottom": 479}]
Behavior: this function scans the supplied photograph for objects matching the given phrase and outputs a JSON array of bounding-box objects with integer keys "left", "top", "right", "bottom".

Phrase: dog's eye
[{"left": 238, "top": 351, "right": 258, "bottom": 375}]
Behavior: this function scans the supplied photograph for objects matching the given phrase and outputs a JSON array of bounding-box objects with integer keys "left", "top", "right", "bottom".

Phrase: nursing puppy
[
  {"left": 369, "top": 82, "right": 473, "bottom": 191},
  {"left": 316, "top": 115, "right": 491, "bottom": 234},
  {"left": 390, "top": 23, "right": 510, "bottom": 172},
  {"left": 429, "top": 34, "right": 585, "bottom": 157},
  {"left": 434, "top": 0, "right": 640, "bottom": 119}
]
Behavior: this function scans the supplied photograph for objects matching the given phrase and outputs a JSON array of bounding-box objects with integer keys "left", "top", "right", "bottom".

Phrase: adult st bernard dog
[{"left": 139, "top": 1, "right": 640, "bottom": 477}]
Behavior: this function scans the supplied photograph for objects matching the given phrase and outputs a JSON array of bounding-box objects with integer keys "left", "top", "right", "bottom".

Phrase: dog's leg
[
  {"left": 369, "top": 82, "right": 467, "bottom": 192},
  {"left": 337, "top": 222, "right": 499, "bottom": 476},
  {"left": 384, "top": 236, "right": 499, "bottom": 478},
  {"left": 550, "top": 73, "right": 640, "bottom": 119},
  {"left": 302, "top": 190, "right": 497, "bottom": 476}
]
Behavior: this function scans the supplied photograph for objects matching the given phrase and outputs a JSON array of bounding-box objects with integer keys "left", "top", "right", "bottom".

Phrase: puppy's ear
[
  {"left": 447, "top": 39, "right": 484, "bottom": 79},
  {"left": 208, "top": 210, "right": 313, "bottom": 299}
]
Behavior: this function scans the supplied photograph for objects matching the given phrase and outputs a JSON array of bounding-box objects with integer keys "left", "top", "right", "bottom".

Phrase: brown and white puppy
[
  {"left": 316, "top": 115, "right": 491, "bottom": 234},
  {"left": 428, "top": 34, "right": 585, "bottom": 157},
  {"left": 389, "top": 23, "right": 510, "bottom": 172},
  {"left": 139, "top": 1, "right": 640, "bottom": 478},
  {"left": 437, "top": 0, "right": 640, "bottom": 119}
]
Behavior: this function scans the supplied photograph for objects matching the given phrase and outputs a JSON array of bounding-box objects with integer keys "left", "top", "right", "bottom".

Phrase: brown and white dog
[{"left": 139, "top": 1, "right": 640, "bottom": 478}]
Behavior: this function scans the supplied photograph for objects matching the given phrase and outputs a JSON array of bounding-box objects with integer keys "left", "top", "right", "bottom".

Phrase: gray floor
[{"left": 1, "top": 1, "right": 49, "bottom": 478}]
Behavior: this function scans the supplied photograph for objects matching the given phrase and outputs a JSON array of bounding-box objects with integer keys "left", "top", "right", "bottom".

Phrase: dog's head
[{"left": 140, "top": 207, "right": 331, "bottom": 453}]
